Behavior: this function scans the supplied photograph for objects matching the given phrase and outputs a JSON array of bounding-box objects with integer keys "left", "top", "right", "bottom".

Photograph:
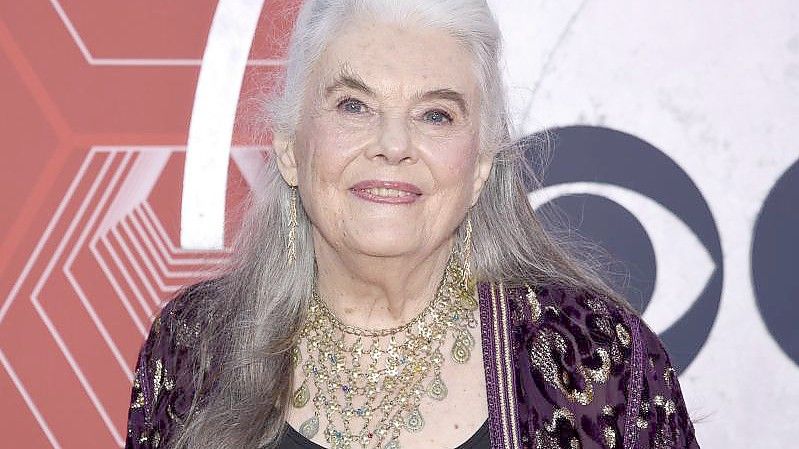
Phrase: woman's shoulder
[
  {"left": 496, "top": 281, "right": 700, "bottom": 448},
  {"left": 156, "top": 277, "right": 223, "bottom": 342},
  {"left": 125, "top": 277, "right": 224, "bottom": 448}
]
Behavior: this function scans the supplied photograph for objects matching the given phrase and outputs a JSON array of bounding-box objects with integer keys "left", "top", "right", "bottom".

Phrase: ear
[
  {"left": 272, "top": 131, "right": 298, "bottom": 187},
  {"left": 470, "top": 150, "right": 494, "bottom": 206}
]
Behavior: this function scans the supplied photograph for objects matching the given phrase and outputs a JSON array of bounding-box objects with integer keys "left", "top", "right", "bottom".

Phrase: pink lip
[{"left": 349, "top": 180, "right": 423, "bottom": 204}]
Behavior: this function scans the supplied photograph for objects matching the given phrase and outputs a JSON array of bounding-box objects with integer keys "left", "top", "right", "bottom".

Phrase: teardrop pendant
[
  {"left": 459, "top": 284, "right": 478, "bottom": 311},
  {"left": 298, "top": 414, "right": 319, "bottom": 439},
  {"left": 451, "top": 341, "right": 470, "bottom": 363},
  {"left": 427, "top": 374, "right": 448, "bottom": 401},
  {"left": 404, "top": 407, "right": 425, "bottom": 432},
  {"left": 292, "top": 380, "right": 310, "bottom": 408}
]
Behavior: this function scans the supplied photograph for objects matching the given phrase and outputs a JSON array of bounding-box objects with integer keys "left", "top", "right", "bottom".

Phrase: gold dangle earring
[
  {"left": 286, "top": 185, "right": 298, "bottom": 265},
  {"left": 462, "top": 211, "right": 472, "bottom": 274},
  {"left": 459, "top": 210, "right": 477, "bottom": 308}
]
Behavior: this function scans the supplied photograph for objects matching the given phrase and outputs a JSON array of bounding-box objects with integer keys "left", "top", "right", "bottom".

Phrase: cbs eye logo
[
  {"left": 521, "top": 125, "right": 724, "bottom": 373},
  {"left": 520, "top": 125, "right": 799, "bottom": 373}
]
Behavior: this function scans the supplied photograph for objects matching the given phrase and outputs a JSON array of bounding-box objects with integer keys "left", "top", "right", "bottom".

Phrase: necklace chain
[
  {"left": 291, "top": 253, "right": 478, "bottom": 449},
  {"left": 310, "top": 275, "right": 449, "bottom": 337}
]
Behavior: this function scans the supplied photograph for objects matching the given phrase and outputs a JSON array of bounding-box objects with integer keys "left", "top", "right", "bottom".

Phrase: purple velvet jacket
[{"left": 125, "top": 280, "right": 700, "bottom": 449}]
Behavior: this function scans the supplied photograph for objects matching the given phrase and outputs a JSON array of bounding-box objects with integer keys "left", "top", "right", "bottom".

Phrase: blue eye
[
  {"left": 423, "top": 109, "right": 452, "bottom": 124},
  {"left": 337, "top": 98, "right": 368, "bottom": 114}
]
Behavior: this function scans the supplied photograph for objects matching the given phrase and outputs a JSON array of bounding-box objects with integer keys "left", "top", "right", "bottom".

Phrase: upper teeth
[{"left": 364, "top": 187, "right": 413, "bottom": 197}]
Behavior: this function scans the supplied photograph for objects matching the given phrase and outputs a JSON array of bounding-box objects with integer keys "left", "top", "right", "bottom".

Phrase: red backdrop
[{"left": 0, "top": 1, "right": 300, "bottom": 447}]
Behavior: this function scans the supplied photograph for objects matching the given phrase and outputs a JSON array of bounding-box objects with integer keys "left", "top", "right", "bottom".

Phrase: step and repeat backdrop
[{"left": 0, "top": 1, "right": 796, "bottom": 448}]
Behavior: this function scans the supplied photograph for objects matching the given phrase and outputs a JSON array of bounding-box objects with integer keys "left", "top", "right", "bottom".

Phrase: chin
[{"left": 346, "top": 232, "right": 425, "bottom": 258}]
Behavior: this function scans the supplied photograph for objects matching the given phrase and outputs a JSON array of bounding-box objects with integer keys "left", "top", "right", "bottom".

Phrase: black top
[{"left": 278, "top": 419, "right": 491, "bottom": 449}]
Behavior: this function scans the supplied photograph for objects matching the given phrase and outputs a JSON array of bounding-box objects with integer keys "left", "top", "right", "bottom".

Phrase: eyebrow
[
  {"left": 323, "top": 66, "right": 469, "bottom": 116},
  {"left": 417, "top": 88, "right": 468, "bottom": 116},
  {"left": 324, "top": 66, "right": 374, "bottom": 97}
]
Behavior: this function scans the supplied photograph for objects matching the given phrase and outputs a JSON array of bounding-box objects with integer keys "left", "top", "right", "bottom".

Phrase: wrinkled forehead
[{"left": 308, "top": 18, "right": 480, "bottom": 104}]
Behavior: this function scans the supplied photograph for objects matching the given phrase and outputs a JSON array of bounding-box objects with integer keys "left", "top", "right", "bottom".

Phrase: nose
[{"left": 366, "top": 115, "right": 416, "bottom": 164}]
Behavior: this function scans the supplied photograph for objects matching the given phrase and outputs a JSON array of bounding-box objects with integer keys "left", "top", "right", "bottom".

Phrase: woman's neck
[{"left": 312, "top": 234, "right": 455, "bottom": 329}]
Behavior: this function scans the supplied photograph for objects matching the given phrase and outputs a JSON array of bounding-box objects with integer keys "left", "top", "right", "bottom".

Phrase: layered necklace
[{"left": 291, "top": 253, "right": 478, "bottom": 449}]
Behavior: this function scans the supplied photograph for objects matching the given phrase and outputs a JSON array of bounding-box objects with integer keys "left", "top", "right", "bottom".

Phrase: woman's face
[{"left": 275, "top": 19, "right": 493, "bottom": 259}]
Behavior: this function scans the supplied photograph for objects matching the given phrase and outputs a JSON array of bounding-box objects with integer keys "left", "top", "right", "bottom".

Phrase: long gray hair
[{"left": 167, "top": 1, "right": 637, "bottom": 448}]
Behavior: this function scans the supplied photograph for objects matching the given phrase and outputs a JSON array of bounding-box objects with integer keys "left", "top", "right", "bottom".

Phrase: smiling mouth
[
  {"left": 348, "top": 181, "right": 422, "bottom": 204},
  {"left": 357, "top": 187, "right": 416, "bottom": 198}
]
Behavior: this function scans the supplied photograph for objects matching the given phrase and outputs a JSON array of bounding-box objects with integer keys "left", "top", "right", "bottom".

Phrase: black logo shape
[
  {"left": 521, "top": 125, "right": 723, "bottom": 372},
  {"left": 752, "top": 158, "right": 799, "bottom": 366}
]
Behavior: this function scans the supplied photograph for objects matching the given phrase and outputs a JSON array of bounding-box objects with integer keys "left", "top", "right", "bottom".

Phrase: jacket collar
[{"left": 478, "top": 281, "right": 522, "bottom": 449}]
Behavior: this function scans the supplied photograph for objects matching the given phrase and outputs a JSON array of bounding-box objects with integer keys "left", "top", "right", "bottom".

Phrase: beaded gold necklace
[{"left": 291, "top": 253, "right": 478, "bottom": 449}]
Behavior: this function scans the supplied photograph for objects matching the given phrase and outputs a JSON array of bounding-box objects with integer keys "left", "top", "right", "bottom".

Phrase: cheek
[
  {"left": 297, "top": 118, "right": 362, "bottom": 185},
  {"left": 426, "top": 135, "right": 480, "bottom": 192}
]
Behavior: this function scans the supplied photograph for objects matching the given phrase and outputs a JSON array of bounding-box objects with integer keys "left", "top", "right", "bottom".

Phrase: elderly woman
[{"left": 125, "top": 1, "right": 700, "bottom": 448}]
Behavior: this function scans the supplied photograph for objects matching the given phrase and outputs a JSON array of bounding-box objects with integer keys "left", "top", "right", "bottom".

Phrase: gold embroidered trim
[
  {"left": 488, "top": 283, "right": 522, "bottom": 449},
  {"left": 498, "top": 283, "right": 521, "bottom": 449},
  {"left": 490, "top": 283, "right": 512, "bottom": 449}
]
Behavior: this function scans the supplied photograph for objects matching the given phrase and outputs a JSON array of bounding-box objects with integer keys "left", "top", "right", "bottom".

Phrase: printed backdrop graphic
[{"left": 0, "top": 1, "right": 796, "bottom": 448}]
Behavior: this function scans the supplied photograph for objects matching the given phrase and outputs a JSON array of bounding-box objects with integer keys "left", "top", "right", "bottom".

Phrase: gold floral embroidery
[
  {"left": 585, "top": 296, "right": 609, "bottom": 314},
  {"left": 130, "top": 391, "right": 145, "bottom": 410},
  {"left": 535, "top": 408, "right": 581, "bottom": 449},
  {"left": 167, "top": 404, "right": 183, "bottom": 425},
  {"left": 130, "top": 373, "right": 144, "bottom": 410},
  {"left": 664, "top": 366, "right": 676, "bottom": 389},
  {"left": 545, "top": 408, "right": 575, "bottom": 431},
  {"left": 153, "top": 359, "right": 163, "bottom": 399},
  {"left": 610, "top": 344, "right": 623, "bottom": 365},
  {"left": 615, "top": 323, "right": 631, "bottom": 347},
  {"left": 149, "top": 357, "right": 177, "bottom": 400},
  {"left": 595, "top": 315, "right": 613, "bottom": 337},
  {"left": 602, "top": 426, "right": 617, "bottom": 448},
  {"left": 581, "top": 347, "right": 611, "bottom": 383},
  {"left": 163, "top": 367, "right": 175, "bottom": 391},
  {"left": 544, "top": 305, "right": 560, "bottom": 316},
  {"left": 527, "top": 329, "right": 611, "bottom": 406},
  {"left": 653, "top": 395, "right": 677, "bottom": 416},
  {"left": 525, "top": 283, "right": 542, "bottom": 321},
  {"left": 637, "top": 393, "right": 682, "bottom": 446}
]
